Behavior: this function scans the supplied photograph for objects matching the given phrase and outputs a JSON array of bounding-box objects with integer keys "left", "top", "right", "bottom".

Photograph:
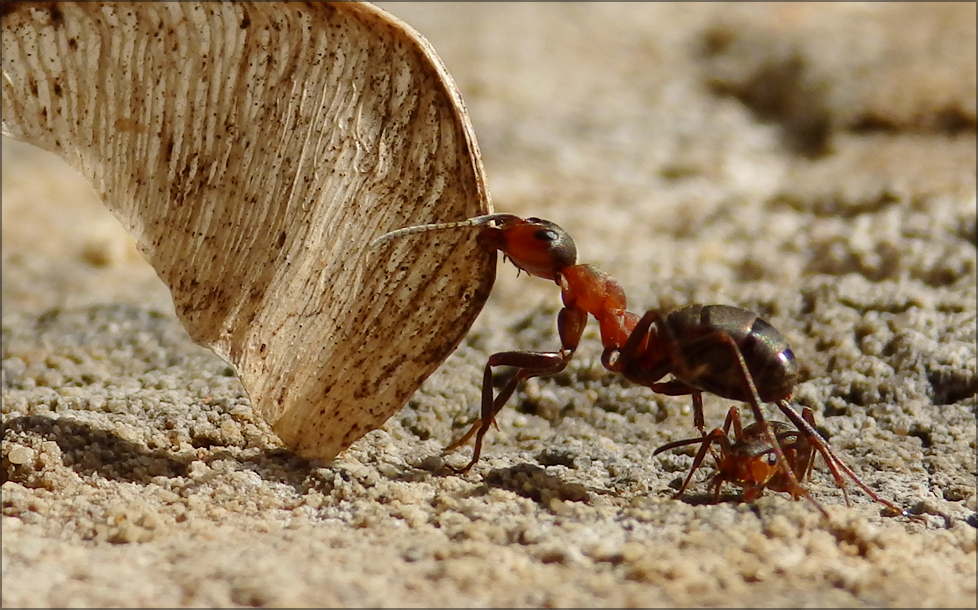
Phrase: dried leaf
[{"left": 1, "top": 1, "right": 495, "bottom": 459}]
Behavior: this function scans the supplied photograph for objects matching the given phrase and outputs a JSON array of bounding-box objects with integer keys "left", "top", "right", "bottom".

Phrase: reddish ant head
[
  {"left": 724, "top": 446, "right": 780, "bottom": 491},
  {"left": 371, "top": 213, "right": 577, "bottom": 282},
  {"left": 717, "top": 425, "right": 805, "bottom": 499},
  {"left": 481, "top": 217, "right": 578, "bottom": 281}
]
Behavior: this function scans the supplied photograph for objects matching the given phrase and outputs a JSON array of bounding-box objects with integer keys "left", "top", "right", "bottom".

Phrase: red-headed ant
[{"left": 374, "top": 214, "right": 914, "bottom": 519}]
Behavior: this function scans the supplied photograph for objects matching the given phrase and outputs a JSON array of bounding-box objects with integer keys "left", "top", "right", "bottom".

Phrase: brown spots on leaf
[
  {"left": 48, "top": 4, "right": 63, "bottom": 26},
  {"left": 113, "top": 117, "right": 147, "bottom": 134},
  {"left": 2, "top": 1, "right": 494, "bottom": 462}
]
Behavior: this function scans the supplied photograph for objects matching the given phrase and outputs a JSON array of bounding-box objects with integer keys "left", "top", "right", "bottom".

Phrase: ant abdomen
[{"left": 664, "top": 304, "right": 798, "bottom": 404}]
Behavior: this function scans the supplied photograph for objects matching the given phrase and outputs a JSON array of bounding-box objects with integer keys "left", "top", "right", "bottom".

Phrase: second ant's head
[
  {"left": 722, "top": 447, "right": 780, "bottom": 497},
  {"left": 482, "top": 217, "right": 578, "bottom": 281},
  {"left": 722, "top": 423, "right": 803, "bottom": 499}
]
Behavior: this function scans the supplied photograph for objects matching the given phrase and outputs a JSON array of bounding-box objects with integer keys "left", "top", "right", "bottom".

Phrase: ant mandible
[
  {"left": 653, "top": 405, "right": 916, "bottom": 518},
  {"left": 374, "top": 213, "right": 904, "bottom": 519}
]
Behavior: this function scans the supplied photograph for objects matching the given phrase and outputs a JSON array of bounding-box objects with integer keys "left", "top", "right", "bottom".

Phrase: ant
[
  {"left": 653, "top": 405, "right": 916, "bottom": 518},
  {"left": 374, "top": 213, "right": 911, "bottom": 519}
]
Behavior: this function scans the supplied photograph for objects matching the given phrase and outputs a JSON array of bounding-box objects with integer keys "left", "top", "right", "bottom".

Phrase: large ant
[
  {"left": 374, "top": 213, "right": 911, "bottom": 519},
  {"left": 654, "top": 405, "right": 915, "bottom": 518}
]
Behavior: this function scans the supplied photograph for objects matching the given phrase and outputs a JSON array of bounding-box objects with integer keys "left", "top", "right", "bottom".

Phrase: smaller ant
[
  {"left": 373, "top": 213, "right": 913, "bottom": 520},
  {"left": 653, "top": 405, "right": 916, "bottom": 518}
]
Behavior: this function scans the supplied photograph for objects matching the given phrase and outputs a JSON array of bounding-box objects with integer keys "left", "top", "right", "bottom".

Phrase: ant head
[
  {"left": 743, "top": 450, "right": 780, "bottom": 487},
  {"left": 721, "top": 441, "right": 781, "bottom": 489},
  {"left": 482, "top": 217, "right": 578, "bottom": 281},
  {"left": 370, "top": 213, "right": 577, "bottom": 282}
]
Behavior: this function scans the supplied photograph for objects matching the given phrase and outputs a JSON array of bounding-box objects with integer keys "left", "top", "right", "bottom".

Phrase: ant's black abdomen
[{"left": 665, "top": 304, "right": 799, "bottom": 404}]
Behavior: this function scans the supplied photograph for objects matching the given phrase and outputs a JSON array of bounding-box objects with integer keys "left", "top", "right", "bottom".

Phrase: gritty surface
[{"left": 2, "top": 3, "right": 976, "bottom": 607}]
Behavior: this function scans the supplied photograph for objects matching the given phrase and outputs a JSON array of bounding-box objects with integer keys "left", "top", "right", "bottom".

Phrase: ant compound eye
[
  {"left": 534, "top": 228, "right": 559, "bottom": 243},
  {"left": 766, "top": 453, "right": 778, "bottom": 466}
]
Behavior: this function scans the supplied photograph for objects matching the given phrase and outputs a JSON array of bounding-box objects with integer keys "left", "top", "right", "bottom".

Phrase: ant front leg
[{"left": 443, "top": 306, "right": 588, "bottom": 474}]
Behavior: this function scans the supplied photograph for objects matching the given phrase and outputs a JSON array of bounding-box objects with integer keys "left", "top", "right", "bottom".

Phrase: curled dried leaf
[{"left": 1, "top": 1, "right": 495, "bottom": 460}]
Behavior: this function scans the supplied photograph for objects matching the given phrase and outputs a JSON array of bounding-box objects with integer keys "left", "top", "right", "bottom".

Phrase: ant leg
[
  {"left": 794, "top": 407, "right": 821, "bottom": 496},
  {"left": 722, "top": 407, "right": 772, "bottom": 503},
  {"left": 444, "top": 350, "right": 571, "bottom": 473},
  {"left": 692, "top": 392, "right": 705, "bottom": 435},
  {"left": 660, "top": 428, "right": 728, "bottom": 500},
  {"left": 443, "top": 353, "right": 557, "bottom": 451},
  {"left": 607, "top": 310, "right": 668, "bottom": 384},
  {"left": 613, "top": 309, "right": 660, "bottom": 358},
  {"left": 710, "top": 410, "right": 739, "bottom": 503},
  {"left": 728, "top": 404, "right": 745, "bottom": 440},
  {"left": 444, "top": 306, "right": 588, "bottom": 474},
  {"left": 653, "top": 407, "right": 738, "bottom": 500},
  {"left": 709, "top": 475, "right": 726, "bottom": 504},
  {"left": 648, "top": 381, "right": 707, "bottom": 435},
  {"left": 776, "top": 402, "right": 917, "bottom": 519}
]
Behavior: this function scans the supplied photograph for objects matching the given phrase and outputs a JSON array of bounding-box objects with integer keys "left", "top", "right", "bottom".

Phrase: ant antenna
[{"left": 371, "top": 213, "right": 521, "bottom": 249}]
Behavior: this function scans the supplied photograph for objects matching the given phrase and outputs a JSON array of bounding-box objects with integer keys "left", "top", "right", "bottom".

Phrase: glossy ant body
[
  {"left": 374, "top": 213, "right": 911, "bottom": 519},
  {"left": 654, "top": 406, "right": 914, "bottom": 517}
]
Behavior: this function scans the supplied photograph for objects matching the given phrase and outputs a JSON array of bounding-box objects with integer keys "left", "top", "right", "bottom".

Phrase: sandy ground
[{"left": 2, "top": 3, "right": 976, "bottom": 607}]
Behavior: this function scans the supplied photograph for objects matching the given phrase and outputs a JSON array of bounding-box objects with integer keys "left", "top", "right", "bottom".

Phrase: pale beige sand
[{"left": 2, "top": 3, "right": 975, "bottom": 607}]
